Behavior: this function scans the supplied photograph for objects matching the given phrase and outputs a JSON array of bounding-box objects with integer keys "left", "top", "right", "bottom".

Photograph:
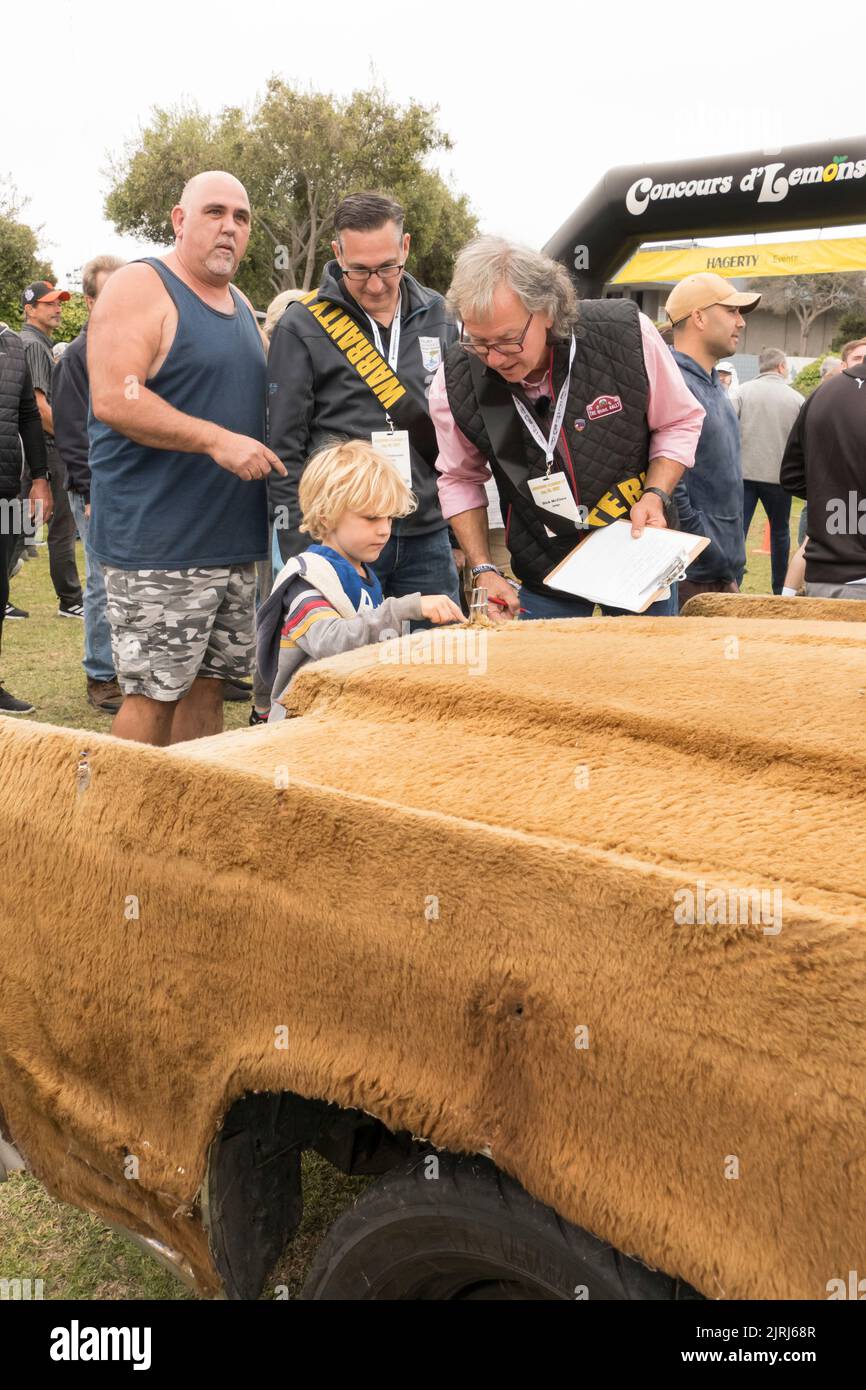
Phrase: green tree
[
  {"left": 746, "top": 272, "right": 866, "bottom": 356},
  {"left": 55, "top": 293, "right": 89, "bottom": 344},
  {"left": 792, "top": 353, "right": 828, "bottom": 397},
  {"left": 830, "top": 309, "right": 866, "bottom": 354},
  {"left": 0, "top": 181, "right": 54, "bottom": 327},
  {"left": 105, "top": 81, "right": 478, "bottom": 307}
]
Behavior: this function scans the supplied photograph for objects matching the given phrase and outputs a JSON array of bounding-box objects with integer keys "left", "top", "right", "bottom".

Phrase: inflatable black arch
[{"left": 544, "top": 136, "right": 866, "bottom": 297}]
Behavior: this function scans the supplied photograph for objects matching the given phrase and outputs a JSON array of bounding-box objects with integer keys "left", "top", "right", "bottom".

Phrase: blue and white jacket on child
[{"left": 255, "top": 543, "right": 423, "bottom": 721}]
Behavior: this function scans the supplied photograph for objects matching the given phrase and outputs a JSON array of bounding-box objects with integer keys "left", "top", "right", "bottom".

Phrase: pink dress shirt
[{"left": 430, "top": 312, "right": 705, "bottom": 520}]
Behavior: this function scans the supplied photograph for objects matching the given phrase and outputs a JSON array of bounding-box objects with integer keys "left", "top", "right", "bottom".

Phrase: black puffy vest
[
  {"left": 0, "top": 326, "right": 26, "bottom": 498},
  {"left": 444, "top": 299, "right": 650, "bottom": 592}
]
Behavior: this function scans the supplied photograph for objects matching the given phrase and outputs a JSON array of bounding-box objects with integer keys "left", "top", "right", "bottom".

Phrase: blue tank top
[{"left": 88, "top": 258, "right": 268, "bottom": 569}]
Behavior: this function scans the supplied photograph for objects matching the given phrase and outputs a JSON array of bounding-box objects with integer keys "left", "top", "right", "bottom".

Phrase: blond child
[{"left": 256, "top": 440, "right": 463, "bottom": 720}]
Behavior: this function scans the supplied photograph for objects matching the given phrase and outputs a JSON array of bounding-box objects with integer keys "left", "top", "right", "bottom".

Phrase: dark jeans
[
  {"left": 518, "top": 583, "right": 678, "bottom": 620},
  {"left": 742, "top": 480, "right": 792, "bottom": 595},
  {"left": 253, "top": 544, "right": 275, "bottom": 710},
  {"left": 0, "top": 517, "right": 12, "bottom": 658},
  {"left": 68, "top": 491, "right": 114, "bottom": 681},
  {"left": 371, "top": 527, "right": 461, "bottom": 631},
  {"left": 11, "top": 449, "right": 83, "bottom": 607}
]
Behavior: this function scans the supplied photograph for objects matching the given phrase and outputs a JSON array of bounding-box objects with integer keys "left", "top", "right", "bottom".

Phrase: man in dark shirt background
[
  {"left": 53, "top": 256, "right": 125, "bottom": 712},
  {"left": 19, "top": 280, "right": 84, "bottom": 619},
  {"left": 781, "top": 353, "right": 866, "bottom": 599}
]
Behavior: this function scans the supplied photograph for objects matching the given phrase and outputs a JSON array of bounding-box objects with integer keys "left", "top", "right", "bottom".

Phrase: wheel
[{"left": 299, "top": 1152, "right": 701, "bottom": 1301}]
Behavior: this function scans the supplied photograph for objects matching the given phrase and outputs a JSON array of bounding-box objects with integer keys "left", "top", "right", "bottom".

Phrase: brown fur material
[
  {"left": 1, "top": 614, "right": 864, "bottom": 1299},
  {"left": 681, "top": 592, "right": 866, "bottom": 621}
]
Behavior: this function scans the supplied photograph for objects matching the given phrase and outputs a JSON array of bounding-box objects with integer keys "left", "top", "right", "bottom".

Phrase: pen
[{"left": 488, "top": 595, "right": 529, "bottom": 614}]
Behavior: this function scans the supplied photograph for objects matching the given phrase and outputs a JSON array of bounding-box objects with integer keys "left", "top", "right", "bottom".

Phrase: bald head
[
  {"left": 179, "top": 170, "right": 249, "bottom": 213},
  {"left": 171, "top": 170, "right": 251, "bottom": 287}
]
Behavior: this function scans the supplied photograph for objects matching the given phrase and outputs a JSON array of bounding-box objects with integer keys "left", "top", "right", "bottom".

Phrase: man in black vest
[
  {"left": 430, "top": 237, "right": 705, "bottom": 619},
  {"left": 267, "top": 193, "right": 461, "bottom": 610},
  {"left": 0, "top": 324, "right": 53, "bottom": 711}
]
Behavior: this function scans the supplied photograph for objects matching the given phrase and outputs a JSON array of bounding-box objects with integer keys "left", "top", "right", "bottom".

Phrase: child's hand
[{"left": 420, "top": 594, "right": 465, "bottom": 624}]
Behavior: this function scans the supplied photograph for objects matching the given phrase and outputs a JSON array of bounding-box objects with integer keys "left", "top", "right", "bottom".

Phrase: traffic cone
[{"left": 753, "top": 520, "right": 771, "bottom": 555}]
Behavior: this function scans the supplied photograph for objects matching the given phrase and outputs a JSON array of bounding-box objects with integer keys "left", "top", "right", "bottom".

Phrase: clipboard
[{"left": 544, "top": 519, "right": 710, "bottom": 613}]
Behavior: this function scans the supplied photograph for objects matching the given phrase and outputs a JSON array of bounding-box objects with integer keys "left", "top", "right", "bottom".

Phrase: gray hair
[
  {"left": 820, "top": 355, "right": 842, "bottom": 377},
  {"left": 81, "top": 254, "right": 125, "bottom": 299},
  {"left": 447, "top": 236, "right": 578, "bottom": 339},
  {"left": 759, "top": 347, "right": 787, "bottom": 374}
]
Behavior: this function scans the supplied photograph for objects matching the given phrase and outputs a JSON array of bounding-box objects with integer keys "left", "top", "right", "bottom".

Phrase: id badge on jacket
[{"left": 371, "top": 429, "right": 412, "bottom": 488}]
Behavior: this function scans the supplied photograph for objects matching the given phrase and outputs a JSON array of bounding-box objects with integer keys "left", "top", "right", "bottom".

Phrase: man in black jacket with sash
[
  {"left": 430, "top": 237, "right": 705, "bottom": 619},
  {"left": 266, "top": 193, "right": 461, "bottom": 607}
]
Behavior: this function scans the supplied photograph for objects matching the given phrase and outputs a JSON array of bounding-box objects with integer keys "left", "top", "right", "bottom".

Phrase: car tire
[{"left": 299, "top": 1151, "right": 702, "bottom": 1301}]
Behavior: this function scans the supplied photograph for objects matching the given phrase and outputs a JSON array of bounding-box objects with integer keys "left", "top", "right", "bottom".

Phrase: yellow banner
[{"left": 612, "top": 236, "right": 866, "bottom": 284}]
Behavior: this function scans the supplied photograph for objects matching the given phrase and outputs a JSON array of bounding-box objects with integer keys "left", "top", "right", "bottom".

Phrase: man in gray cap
[{"left": 664, "top": 273, "right": 761, "bottom": 608}]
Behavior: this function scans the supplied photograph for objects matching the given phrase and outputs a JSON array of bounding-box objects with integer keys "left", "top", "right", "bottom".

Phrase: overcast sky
[{"left": 4, "top": 0, "right": 866, "bottom": 290}]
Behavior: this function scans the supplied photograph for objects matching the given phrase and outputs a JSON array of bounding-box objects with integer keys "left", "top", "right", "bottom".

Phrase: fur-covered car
[{"left": 1, "top": 607, "right": 864, "bottom": 1299}]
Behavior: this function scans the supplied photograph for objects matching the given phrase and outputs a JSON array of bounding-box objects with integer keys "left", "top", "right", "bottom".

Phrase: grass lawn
[{"left": 0, "top": 499, "right": 802, "bottom": 1299}]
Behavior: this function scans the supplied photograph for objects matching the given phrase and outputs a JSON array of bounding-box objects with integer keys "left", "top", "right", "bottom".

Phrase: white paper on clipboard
[{"left": 544, "top": 519, "right": 710, "bottom": 613}]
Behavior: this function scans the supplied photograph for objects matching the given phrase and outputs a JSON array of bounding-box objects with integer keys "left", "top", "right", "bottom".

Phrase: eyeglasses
[
  {"left": 340, "top": 261, "right": 406, "bottom": 284},
  {"left": 460, "top": 312, "right": 534, "bottom": 358}
]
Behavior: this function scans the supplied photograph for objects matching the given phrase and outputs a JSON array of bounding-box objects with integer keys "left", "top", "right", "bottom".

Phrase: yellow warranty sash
[{"left": 299, "top": 293, "right": 407, "bottom": 412}]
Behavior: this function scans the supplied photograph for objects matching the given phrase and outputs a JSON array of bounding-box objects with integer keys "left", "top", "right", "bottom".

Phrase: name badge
[
  {"left": 527, "top": 471, "right": 582, "bottom": 524},
  {"left": 372, "top": 430, "right": 412, "bottom": 488}
]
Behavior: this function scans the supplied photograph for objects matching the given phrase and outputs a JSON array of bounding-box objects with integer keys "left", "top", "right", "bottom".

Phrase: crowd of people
[{"left": 0, "top": 168, "right": 863, "bottom": 736}]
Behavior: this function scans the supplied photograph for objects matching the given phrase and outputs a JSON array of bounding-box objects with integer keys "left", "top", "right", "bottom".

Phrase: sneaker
[
  {"left": 10, "top": 558, "right": 23, "bottom": 578},
  {"left": 0, "top": 685, "right": 35, "bottom": 714},
  {"left": 24, "top": 544, "right": 39, "bottom": 559},
  {"left": 87, "top": 677, "right": 123, "bottom": 714},
  {"left": 58, "top": 602, "right": 85, "bottom": 619},
  {"left": 4, "top": 602, "right": 29, "bottom": 620},
  {"left": 249, "top": 707, "right": 269, "bottom": 725},
  {"left": 223, "top": 678, "right": 252, "bottom": 702}
]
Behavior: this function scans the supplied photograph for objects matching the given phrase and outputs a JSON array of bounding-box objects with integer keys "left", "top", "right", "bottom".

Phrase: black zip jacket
[
  {"left": 780, "top": 362, "right": 866, "bottom": 584},
  {"left": 0, "top": 324, "right": 48, "bottom": 498},
  {"left": 52, "top": 324, "right": 92, "bottom": 501},
  {"left": 267, "top": 262, "right": 458, "bottom": 563}
]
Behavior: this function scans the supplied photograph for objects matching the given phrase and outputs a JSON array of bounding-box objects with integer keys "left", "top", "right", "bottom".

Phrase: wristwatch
[{"left": 643, "top": 486, "right": 676, "bottom": 525}]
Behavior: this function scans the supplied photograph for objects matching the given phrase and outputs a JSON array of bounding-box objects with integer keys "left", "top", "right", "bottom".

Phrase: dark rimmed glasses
[
  {"left": 460, "top": 312, "right": 534, "bottom": 357},
  {"left": 340, "top": 261, "right": 406, "bottom": 284}
]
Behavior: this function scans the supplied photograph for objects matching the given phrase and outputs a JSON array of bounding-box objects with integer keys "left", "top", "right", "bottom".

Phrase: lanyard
[
  {"left": 366, "top": 307, "right": 401, "bottom": 374},
  {"left": 366, "top": 309, "right": 402, "bottom": 431},
  {"left": 512, "top": 333, "right": 576, "bottom": 474}
]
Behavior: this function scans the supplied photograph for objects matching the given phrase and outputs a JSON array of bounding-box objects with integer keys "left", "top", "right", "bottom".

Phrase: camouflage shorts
[{"left": 103, "top": 564, "right": 256, "bottom": 701}]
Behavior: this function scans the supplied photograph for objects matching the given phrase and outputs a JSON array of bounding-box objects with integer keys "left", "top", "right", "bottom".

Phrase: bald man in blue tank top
[{"left": 87, "top": 170, "right": 287, "bottom": 745}]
